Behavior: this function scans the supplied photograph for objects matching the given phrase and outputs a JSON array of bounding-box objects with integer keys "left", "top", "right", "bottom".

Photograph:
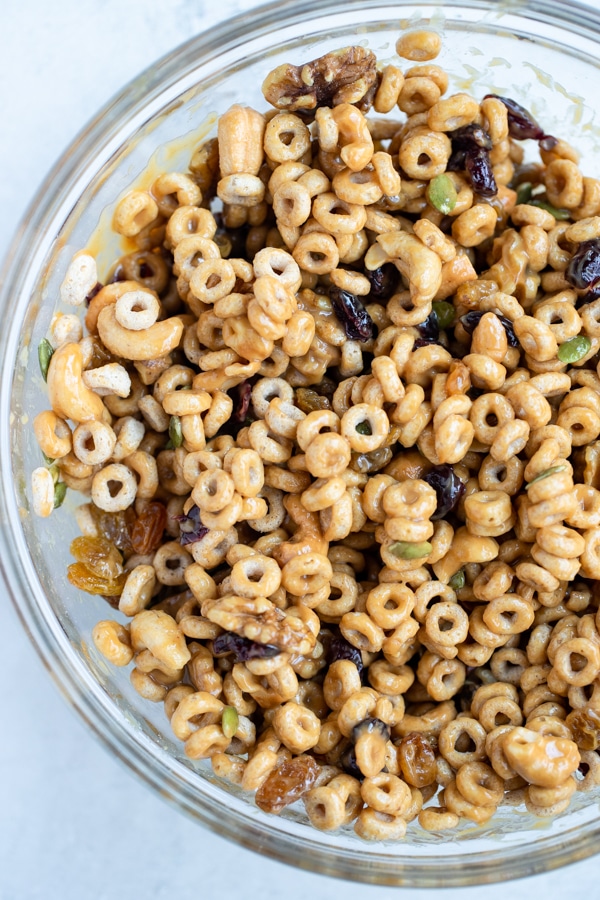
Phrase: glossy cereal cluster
[{"left": 31, "top": 27, "right": 600, "bottom": 839}]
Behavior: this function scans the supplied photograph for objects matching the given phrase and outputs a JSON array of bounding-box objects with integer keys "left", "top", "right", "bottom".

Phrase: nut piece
[
  {"left": 202, "top": 594, "right": 315, "bottom": 656},
  {"left": 262, "top": 46, "right": 378, "bottom": 113},
  {"left": 502, "top": 727, "right": 580, "bottom": 787}
]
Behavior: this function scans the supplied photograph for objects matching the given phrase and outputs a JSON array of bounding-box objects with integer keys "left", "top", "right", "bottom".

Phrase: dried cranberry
[
  {"left": 484, "top": 94, "right": 545, "bottom": 141},
  {"left": 465, "top": 148, "right": 497, "bottom": 198},
  {"left": 212, "top": 632, "right": 281, "bottom": 662},
  {"left": 416, "top": 311, "right": 440, "bottom": 344},
  {"left": 459, "top": 310, "right": 518, "bottom": 347},
  {"left": 566, "top": 239, "right": 600, "bottom": 296},
  {"left": 539, "top": 134, "right": 558, "bottom": 152},
  {"left": 364, "top": 263, "right": 399, "bottom": 301},
  {"left": 327, "top": 633, "right": 364, "bottom": 676},
  {"left": 229, "top": 380, "right": 252, "bottom": 423},
  {"left": 174, "top": 505, "right": 210, "bottom": 547},
  {"left": 329, "top": 286, "right": 375, "bottom": 341},
  {"left": 423, "top": 464, "right": 465, "bottom": 520}
]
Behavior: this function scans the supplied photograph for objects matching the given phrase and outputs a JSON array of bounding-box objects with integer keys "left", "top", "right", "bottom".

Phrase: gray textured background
[{"left": 2, "top": 1, "right": 600, "bottom": 897}]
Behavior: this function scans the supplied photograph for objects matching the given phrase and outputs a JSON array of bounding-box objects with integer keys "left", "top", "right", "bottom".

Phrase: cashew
[
  {"left": 502, "top": 727, "right": 580, "bottom": 788},
  {"left": 97, "top": 305, "right": 184, "bottom": 361},
  {"left": 218, "top": 105, "right": 266, "bottom": 177},
  {"left": 130, "top": 609, "right": 191, "bottom": 670},
  {"left": 46, "top": 341, "right": 106, "bottom": 423},
  {"left": 59, "top": 252, "right": 97, "bottom": 306},
  {"left": 365, "top": 231, "right": 442, "bottom": 305}
]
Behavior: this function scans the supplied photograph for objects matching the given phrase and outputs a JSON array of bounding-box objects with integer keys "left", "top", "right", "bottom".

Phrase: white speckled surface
[{"left": 3, "top": 1, "right": 600, "bottom": 897}]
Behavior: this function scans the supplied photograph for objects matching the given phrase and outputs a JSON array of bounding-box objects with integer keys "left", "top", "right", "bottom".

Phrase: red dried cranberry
[
  {"left": 229, "top": 380, "right": 252, "bottom": 423},
  {"left": 448, "top": 126, "right": 496, "bottom": 197},
  {"left": 340, "top": 745, "right": 364, "bottom": 780},
  {"left": 450, "top": 123, "right": 493, "bottom": 151},
  {"left": 484, "top": 94, "right": 545, "bottom": 141},
  {"left": 212, "top": 632, "right": 281, "bottom": 661},
  {"left": 329, "top": 286, "right": 375, "bottom": 341},
  {"left": 460, "top": 310, "right": 518, "bottom": 347},
  {"left": 423, "top": 464, "right": 466, "bottom": 520},
  {"left": 364, "top": 263, "right": 399, "bottom": 301},
  {"left": 539, "top": 135, "right": 558, "bottom": 152},
  {"left": 465, "top": 148, "right": 497, "bottom": 198},
  {"left": 174, "top": 505, "right": 209, "bottom": 546},
  {"left": 85, "top": 282, "right": 103, "bottom": 305},
  {"left": 566, "top": 239, "right": 600, "bottom": 295}
]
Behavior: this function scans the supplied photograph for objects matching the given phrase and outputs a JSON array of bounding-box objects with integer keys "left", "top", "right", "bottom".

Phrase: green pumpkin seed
[
  {"left": 557, "top": 335, "right": 591, "bottom": 364},
  {"left": 53, "top": 481, "right": 67, "bottom": 509},
  {"left": 525, "top": 465, "right": 566, "bottom": 489},
  {"left": 38, "top": 338, "right": 54, "bottom": 382},
  {"left": 449, "top": 569, "right": 466, "bottom": 591},
  {"left": 356, "top": 421, "right": 372, "bottom": 436},
  {"left": 432, "top": 300, "right": 455, "bottom": 331},
  {"left": 530, "top": 199, "right": 570, "bottom": 220},
  {"left": 516, "top": 182, "right": 533, "bottom": 205},
  {"left": 169, "top": 416, "right": 183, "bottom": 448},
  {"left": 42, "top": 452, "right": 55, "bottom": 466},
  {"left": 427, "top": 174, "right": 457, "bottom": 214},
  {"left": 388, "top": 540, "right": 432, "bottom": 560},
  {"left": 222, "top": 705, "right": 239, "bottom": 739}
]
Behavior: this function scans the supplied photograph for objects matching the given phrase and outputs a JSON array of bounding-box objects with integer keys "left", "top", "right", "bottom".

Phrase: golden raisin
[
  {"left": 565, "top": 707, "right": 600, "bottom": 751},
  {"left": 91, "top": 505, "right": 135, "bottom": 556},
  {"left": 397, "top": 732, "right": 437, "bottom": 787},
  {"left": 131, "top": 502, "right": 168, "bottom": 555},
  {"left": 67, "top": 562, "right": 127, "bottom": 596},
  {"left": 70, "top": 536, "right": 123, "bottom": 581},
  {"left": 255, "top": 755, "right": 320, "bottom": 814}
]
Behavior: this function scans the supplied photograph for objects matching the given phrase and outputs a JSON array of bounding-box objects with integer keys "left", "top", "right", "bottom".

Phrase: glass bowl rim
[{"left": 3, "top": 0, "right": 600, "bottom": 886}]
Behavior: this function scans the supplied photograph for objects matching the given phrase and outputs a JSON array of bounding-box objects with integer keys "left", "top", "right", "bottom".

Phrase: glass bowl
[{"left": 3, "top": 0, "right": 600, "bottom": 887}]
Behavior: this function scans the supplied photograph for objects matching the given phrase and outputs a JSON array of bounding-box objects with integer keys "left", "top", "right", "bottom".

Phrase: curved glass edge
[{"left": 3, "top": 0, "right": 600, "bottom": 886}]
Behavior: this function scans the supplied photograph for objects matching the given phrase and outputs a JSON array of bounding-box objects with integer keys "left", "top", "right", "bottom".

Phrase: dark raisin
[
  {"left": 364, "top": 263, "right": 399, "bottom": 301},
  {"left": 327, "top": 633, "right": 364, "bottom": 676},
  {"left": 85, "top": 282, "right": 103, "bottom": 305},
  {"left": 212, "top": 632, "right": 281, "bottom": 662},
  {"left": 423, "top": 464, "right": 466, "bottom": 520},
  {"left": 416, "top": 311, "right": 440, "bottom": 343},
  {"left": 465, "top": 148, "right": 497, "bottom": 198},
  {"left": 229, "top": 380, "right": 252, "bottom": 423},
  {"left": 565, "top": 239, "right": 600, "bottom": 294},
  {"left": 351, "top": 717, "right": 390, "bottom": 743},
  {"left": 174, "top": 504, "right": 210, "bottom": 547},
  {"left": 329, "top": 286, "right": 375, "bottom": 341},
  {"left": 484, "top": 94, "right": 545, "bottom": 141},
  {"left": 459, "top": 310, "right": 518, "bottom": 347},
  {"left": 340, "top": 745, "right": 364, "bottom": 780},
  {"left": 450, "top": 123, "right": 493, "bottom": 152}
]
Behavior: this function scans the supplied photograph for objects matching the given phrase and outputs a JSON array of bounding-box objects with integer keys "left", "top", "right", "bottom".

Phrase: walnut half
[{"left": 262, "top": 46, "right": 378, "bottom": 113}]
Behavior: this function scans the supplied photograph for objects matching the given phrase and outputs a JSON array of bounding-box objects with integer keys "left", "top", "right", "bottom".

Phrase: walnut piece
[
  {"left": 202, "top": 595, "right": 315, "bottom": 655},
  {"left": 262, "top": 46, "right": 378, "bottom": 113}
]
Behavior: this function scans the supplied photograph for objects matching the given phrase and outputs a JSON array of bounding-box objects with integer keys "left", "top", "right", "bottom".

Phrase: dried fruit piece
[
  {"left": 388, "top": 541, "right": 432, "bottom": 559},
  {"left": 423, "top": 464, "right": 466, "bottom": 520},
  {"left": 329, "top": 286, "right": 375, "bottom": 341},
  {"left": 296, "top": 388, "right": 331, "bottom": 412},
  {"left": 176, "top": 504, "right": 209, "bottom": 547},
  {"left": 484, "top": 94, "right": 544, "bottom": 141},
  {"left": 465, "top": 148, "right": 498, "bottom": 198},
  {"left": 566, "top": 707, "right": 600, "bottom": 751},
  {"left": 448, "top": 125, "right": 496, "bottom": 197},
  {"left": 212, "top": 631, "right": 281, "bottom": 662},
  {"left": 557, "top": 335, "right": 591, "bottom": 364},
  {"left": 327, "top": 633, "right": 364, "bottom": 676},
  {"left": 38, "top": 338, "right": 54, "bottom": 382},
  {"left": 351, "top": 717, "right": 390, "bottom": 743},
  {"left": 365, "top": 263, "right": 400, "bottom": 301},
  {"left": 70, "top": 536, "right": 124, "bottom": 581},
  {"left": 131, "top": 501, "right": 168, "bottom": 555},
  {"left": 340, "top": 744, "right": 364, "bottom": 780},
  {"left": 460, "top": 310, "right": 518, "bottom": 347},
  {"left": 91, "top": 506, "right": 135, "bottom": 556},
  {"left": 255, "top": 755, "right": 320, "bottom": 813},
  {"left": 67, "top": 561, "right": 127, "bottom": 596},
  {"left": 229, "top": 380, "right": 252, "bottom": 423},
  {"left": 350, "top": 446, "right": 393, "bottom": 474},
  {"left": 262, "top": 46, "right": 377, "bottom": 112},
  {"left": 416, "top": 311, "right": 440, "bottom": 344},
  {"left": 398, "top": 732, "right": 437, "bottom": 787},
  {"left": 566, "top": 238, "right": 600, "bottom": 293}
]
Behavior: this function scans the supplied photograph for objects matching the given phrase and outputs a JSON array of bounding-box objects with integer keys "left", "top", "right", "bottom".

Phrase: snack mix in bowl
[{"left": 28, "top": 22, "right": 600, "bottom": 843}]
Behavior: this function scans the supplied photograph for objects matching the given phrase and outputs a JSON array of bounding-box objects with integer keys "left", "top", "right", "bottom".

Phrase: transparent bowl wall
[{"left": 3, "top": 0, "right": 600, "bottom": 887}]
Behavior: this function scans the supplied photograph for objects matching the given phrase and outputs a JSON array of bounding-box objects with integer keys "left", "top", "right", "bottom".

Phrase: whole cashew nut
[{"left": 46, "top": 341, "right": 106, "bottom": 423}]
